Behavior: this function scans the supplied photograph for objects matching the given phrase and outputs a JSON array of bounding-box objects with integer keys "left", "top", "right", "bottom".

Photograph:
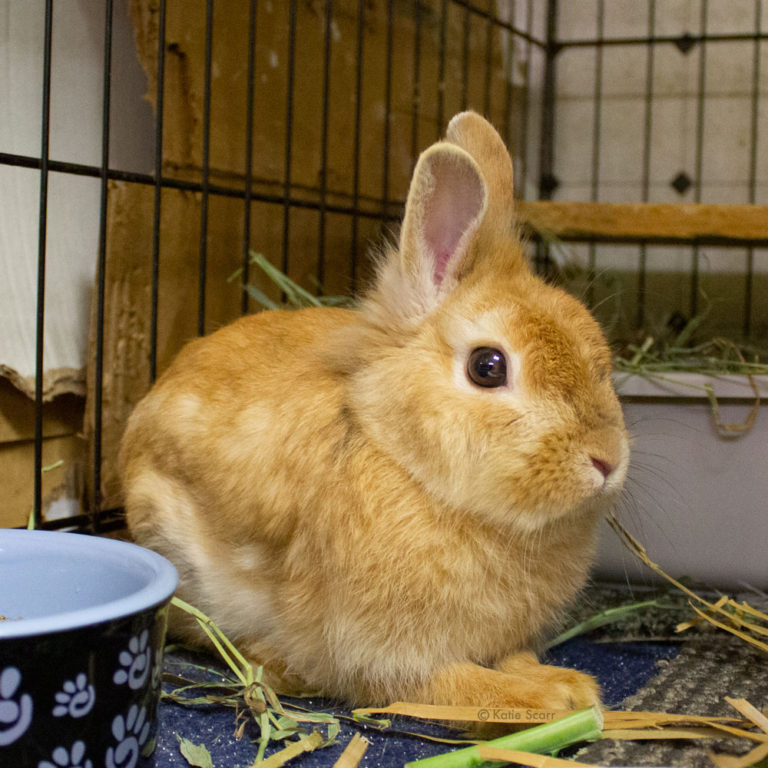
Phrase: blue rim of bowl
[{"left": 0, "top": 529, "right": 178, "bottom": 639}]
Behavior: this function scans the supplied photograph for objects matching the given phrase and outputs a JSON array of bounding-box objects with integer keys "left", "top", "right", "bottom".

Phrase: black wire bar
[
  {"left": 450, "top": 0, "right": 545, "bottom": 49},
  {"left": 281, "top": 0, "right": 298, "bottom": 281},
  {"left": 91, "top": 0, "right": 115, "bottom": 530},
  {"left": 482, "top": 0, "right": 494, "bottom": 117},
  {"left": 382, "top": 0, "right": 395, "bottom": 224},
  {"left": 317, "top": 0, "right": 333, "bottom": 293},
  {"left": 197, "top": 0, "right": 214, "bottom": 336},
  {"left": 636, "top": 0, "right": 656, "bottom": 332},
  {"left": 745, "top": 0, "right": 762, "bottom": 337},
  {"left": 534, "top": 0, "right": 558, "bottom": 276},
  {"left": 586, "top": 0, "right": 604, "bottom": 309},
  {"left": 436, "top": 0, "right": 448, "bottom": 140},
  {"left": 0, "top": 149, "right": 407, "bottom": 221},
  {"left": 461, "top": 3, "right": 471, "bottom": 111},
  {"left": 32, "top": 0, "right": 55, "bottom": 529},
  {"left": 349, "top": 0, "right": 365, "bottom": 289},
  {"left": 149, "top": 0, "right": 167, "bottom": 381},
  {"left": 512, "top": 0, "right": 535, "bottom": 195},
  {"left": 241, "top": 0, "right": 257, "bottom": 315},
  {"left": 410, "top": 1, "right": 423, "bottom": 164},
  {"left": 690, "top": 0, "right": 709, "bottom": 321},
  {"left": 558, "top": 31, "right": 768, "bottom": 49}
]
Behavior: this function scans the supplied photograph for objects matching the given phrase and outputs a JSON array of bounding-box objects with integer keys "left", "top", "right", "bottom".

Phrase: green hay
[
  {"left": 228, "top": 252, "right": 351, "bottom": 311},
  {"left": 544, "top": 599, "right": 676, "bottom": 650},
  {"left": 166, "top": 600, "right": 474, "bottom": 762},
  {"left": 168, "top": 597, "right": 339, "bottom": 764},
  {"left": 404, "top": 707, "right": 604, "bottom": 768},
  {"left": 614, "top": 334, "right": 768, "bottom": 379},
  {"left": 176, "top": 735, "right": 214, "bottom": 768}
]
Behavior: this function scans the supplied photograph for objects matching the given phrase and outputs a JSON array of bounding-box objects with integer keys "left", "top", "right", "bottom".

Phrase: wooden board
[
  {"left": 0, "top": 377, "right": 85, "bottom": 527},
  {"left": 517, "top": 201, "right": 768, "bottom": 245},
  {"left": 0, "top": 434, "right": 85, "bottom": 528}
]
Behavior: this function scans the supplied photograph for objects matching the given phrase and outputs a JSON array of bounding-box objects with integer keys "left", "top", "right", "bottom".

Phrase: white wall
[{"left": 0, "top": 0, "right": 152, "bottom": 389}]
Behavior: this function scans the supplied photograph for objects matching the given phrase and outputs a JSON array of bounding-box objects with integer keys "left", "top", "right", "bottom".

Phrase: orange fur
[{"left": 120, "top": 112, "right": 628, "bottom": 711}]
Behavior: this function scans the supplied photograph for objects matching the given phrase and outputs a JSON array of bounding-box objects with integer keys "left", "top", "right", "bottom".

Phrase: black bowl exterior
[{"left": 0, "top": 600, "right": 170, "bottom": 768}]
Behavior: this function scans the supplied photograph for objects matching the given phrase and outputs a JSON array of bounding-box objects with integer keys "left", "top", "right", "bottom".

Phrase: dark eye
[{"left": 467, "top": 347, "right": 507, "bottom": 388}]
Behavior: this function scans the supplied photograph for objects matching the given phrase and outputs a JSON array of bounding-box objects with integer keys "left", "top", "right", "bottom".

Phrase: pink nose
[{"left": 591, "top": 456, "right": 614, "bottom": 479}]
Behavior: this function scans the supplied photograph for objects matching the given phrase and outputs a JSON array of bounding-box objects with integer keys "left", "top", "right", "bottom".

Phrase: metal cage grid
[
  {"left": 1, "top": 0, "right": 766, "bottom": 532},
  {"left": 545, "top": 0, "right": 767, "bottom": 341}
]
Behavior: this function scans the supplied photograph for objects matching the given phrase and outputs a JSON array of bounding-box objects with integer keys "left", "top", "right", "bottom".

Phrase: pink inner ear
[
  {"left": 434, "top": 251, "right": 452, "bottom": 283},
  {"left": 422, "top": 155, "right": 485, "bottom": 287}
]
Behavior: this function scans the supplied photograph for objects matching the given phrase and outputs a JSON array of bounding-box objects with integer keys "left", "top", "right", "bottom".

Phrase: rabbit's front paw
[
  {"left": 497, "top": 652, "right": 601, "bottom": 711},
  {"left": 533, "top": 665, "right": 600, "bottom": 711}
]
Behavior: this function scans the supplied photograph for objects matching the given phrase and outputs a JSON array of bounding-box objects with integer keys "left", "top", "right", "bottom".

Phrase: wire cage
[{"left": 1, "top": 0, "right": 767, "bottom": 540}]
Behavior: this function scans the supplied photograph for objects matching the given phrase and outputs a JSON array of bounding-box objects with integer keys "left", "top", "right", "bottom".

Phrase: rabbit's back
[{"left": 121, "top": 306, "right": 356, "bottom": 526}]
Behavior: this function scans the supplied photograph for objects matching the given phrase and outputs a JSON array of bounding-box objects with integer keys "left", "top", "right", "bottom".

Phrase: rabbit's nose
[{"left": 590, "top": 456, "right": 614, "bottom": 479}]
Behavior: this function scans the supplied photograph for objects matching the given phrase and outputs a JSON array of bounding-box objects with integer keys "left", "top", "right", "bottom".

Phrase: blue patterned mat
[{"left": 151, "top": 638, "right": 680, "bottom": 768}]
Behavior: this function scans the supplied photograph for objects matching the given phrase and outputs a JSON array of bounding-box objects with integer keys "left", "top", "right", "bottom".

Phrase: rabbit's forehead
[{"left": 442, "top": 301, "right": 605, "bottom": 363}]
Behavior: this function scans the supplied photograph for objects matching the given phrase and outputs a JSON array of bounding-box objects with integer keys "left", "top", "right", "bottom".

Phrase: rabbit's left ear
[
  {"left": 445, "top": 111, "right": 515, "bottom": 224},
  {"left": 396, "top": 142, "right": 488, "bottom": 313}
]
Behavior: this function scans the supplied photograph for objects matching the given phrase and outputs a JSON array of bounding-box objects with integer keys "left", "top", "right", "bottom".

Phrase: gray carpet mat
[{"left": 571, "top": 586, "right": 768, "bottom": 768}]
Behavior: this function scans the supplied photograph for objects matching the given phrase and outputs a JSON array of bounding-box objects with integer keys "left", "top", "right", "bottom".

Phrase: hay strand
[
  {"left": 171, "top": 596, "right": 253, "bottom": 686},
  {"left": 167, "top": 600, "right": 340, "bottom": 764},
  {"left": 332, "top": 734, "right": 371, "bottom": 768},
  {"left": 252, "top": 731, "right": 325, "bottom": 768},
  {"left": 606, "top": 513, "right": 768, "bottom": 654},
  {"left": 354, "top": 703, "right": 569, "bottom": 725},
  {"left": 475, "top": 747, "right": 596, "bottom": 767},
  {"left": 600, "top": 728, "right": 734, "bottom": 740},
  {"left": 545, "top": 599, "right": 666, "bottom": 649},
  {"left": 724, "top": 698, "right": 768, "bottom": 737},
  {"left": 709, "top": 741, "right": 768, "bottom": 768}
]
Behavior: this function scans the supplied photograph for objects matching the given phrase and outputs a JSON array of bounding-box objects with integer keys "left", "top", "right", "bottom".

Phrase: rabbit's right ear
[{"left": 396, "top": 143, "right": 488, "bottom": 316}]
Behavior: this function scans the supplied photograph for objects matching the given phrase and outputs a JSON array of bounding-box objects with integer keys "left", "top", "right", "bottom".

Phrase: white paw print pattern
[
  {"left": 0, "top": 666, "right": 33, "bottom": 746},
  {"left": 52, "top": 673, "right": 96, "bottom": 718},
  {"left": 150, "top": 652, "right": 163, "bottom": 691},
  {"left": 113, "top": 629, "right": 151, "bottom": 690},
  {"left": 105, "top": 705, "right": 150, "bottom": 768},
  {"left": 38, "top": 740, "right": 93, "bottom": 768}
]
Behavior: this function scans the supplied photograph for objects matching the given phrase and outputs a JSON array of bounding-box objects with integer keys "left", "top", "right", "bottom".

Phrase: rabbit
[{"left": 119, "top": 111, "right": 629, "bottom": 714}]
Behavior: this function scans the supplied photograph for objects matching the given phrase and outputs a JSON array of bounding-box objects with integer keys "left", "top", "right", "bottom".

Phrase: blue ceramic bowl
[{"left": 0, "top": 529, "right": 177, "bottom": 768}]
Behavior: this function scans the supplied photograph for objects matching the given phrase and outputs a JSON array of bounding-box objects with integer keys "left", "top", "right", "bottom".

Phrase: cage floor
[{"left": 152, "top": 584, "right": 765, "bottom": 768}]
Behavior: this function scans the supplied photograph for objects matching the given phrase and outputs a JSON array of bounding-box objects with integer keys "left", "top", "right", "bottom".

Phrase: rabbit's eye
[{"left": 467, "top": 347, "right": 507, "bottom": 388}]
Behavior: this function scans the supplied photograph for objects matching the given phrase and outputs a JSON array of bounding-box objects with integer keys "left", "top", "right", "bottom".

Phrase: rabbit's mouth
[
  {"left": 503, "top": 484, "right": 623, "bottom": 536},
  {"left": 504, "top": 423, "right": 629, "bottom": 512},
  {"left": 496, "top": 446, "right": 629, "bottom": 533}
]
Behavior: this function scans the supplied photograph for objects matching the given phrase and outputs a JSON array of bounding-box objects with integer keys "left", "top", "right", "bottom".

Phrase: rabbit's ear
[
  {"left": 398, "top": 143, "right": 488, "bottom": 304},
  {"left": 445, "top": 111, "right": 515, "bottom": 224}
]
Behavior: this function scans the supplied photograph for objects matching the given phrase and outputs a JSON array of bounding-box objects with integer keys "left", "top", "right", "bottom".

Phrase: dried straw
[
  {"left": 606, "top": 513, "right": 768, "bottom": 655},
  {"left": 332, "top": 733, "right": 370, "bottom": 768}
]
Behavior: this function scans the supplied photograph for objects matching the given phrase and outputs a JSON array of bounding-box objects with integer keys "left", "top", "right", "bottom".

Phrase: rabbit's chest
[{"left": 413, "top": 528, "right": 592, "bottom": 659}]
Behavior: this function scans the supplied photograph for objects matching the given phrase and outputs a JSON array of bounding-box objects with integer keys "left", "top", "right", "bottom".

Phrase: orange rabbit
[{"left": 120, "top": 112, "right": 629, "bottom": 711}]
